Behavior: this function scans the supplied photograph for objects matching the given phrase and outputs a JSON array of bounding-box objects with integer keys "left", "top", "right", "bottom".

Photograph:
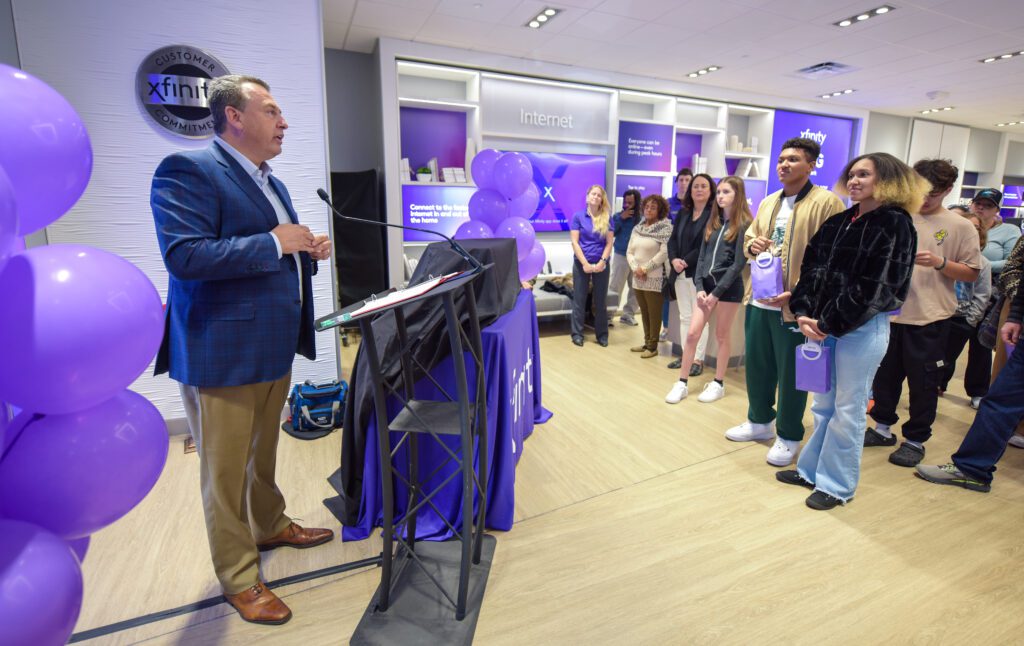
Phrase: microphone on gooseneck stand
[{"left": 316, "top": 188, "right": 483, "bottom": 273}]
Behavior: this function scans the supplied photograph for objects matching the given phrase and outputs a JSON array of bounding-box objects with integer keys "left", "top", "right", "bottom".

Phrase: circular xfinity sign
[{"left": 137, "top": 45, "right": 230, "bottom": 139}]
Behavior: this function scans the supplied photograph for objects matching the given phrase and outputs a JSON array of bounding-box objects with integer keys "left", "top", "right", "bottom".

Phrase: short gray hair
[{"left": 208, "top": 75, "right": 270, "bottom": 135}]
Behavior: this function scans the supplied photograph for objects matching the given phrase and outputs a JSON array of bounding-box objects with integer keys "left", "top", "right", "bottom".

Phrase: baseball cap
[{"left": 972, "top": 188, "right": 1003, "bottom": 206}]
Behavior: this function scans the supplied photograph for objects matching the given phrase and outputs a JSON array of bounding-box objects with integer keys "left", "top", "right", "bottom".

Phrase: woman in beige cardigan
[{"left": 627, "top": 194, "right": 673, "bottom": 358}]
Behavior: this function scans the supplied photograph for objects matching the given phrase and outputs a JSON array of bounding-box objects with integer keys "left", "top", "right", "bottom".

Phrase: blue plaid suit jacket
[{"left": 151, "top": 143, "right": 317, "bottom": 387}]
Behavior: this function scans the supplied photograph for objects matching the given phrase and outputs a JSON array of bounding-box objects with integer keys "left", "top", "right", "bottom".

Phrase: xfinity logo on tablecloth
[
  {"left": 136, "top": 45, "right": 230, "bottom": 138},
  {"left": 511, "top": 348, "right": 533, "bottom": 427},
  {"left": 768, "top": 110, "right": 855, "bottom": 196}
]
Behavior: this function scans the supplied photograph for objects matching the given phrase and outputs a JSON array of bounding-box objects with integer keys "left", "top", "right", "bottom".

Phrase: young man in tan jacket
[{"left": 724, "top": 138, "right": 846, "bottom": 466}]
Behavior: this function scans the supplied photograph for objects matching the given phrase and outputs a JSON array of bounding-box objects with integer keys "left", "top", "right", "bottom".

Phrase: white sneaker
[
  {"left": 659, "top": 329, "right": 669, "bottom": 341},
  {"left": 697, "top": 381, "right": 725, "bottom": 403},
  {"left": 665, "top": 381, "right": 688, "bottom": 403},
  {"left": 1008, "top": 434, "right": 1024, "bottom": 449},
  {"left": 766, "top": 437, "right": 800, "bottom": 466},
  {"left": 970, "top": 396, "right": 982, "bottom": 409},
  {"left": 724, "top": 420, "right": 775, "bottom": 442}
]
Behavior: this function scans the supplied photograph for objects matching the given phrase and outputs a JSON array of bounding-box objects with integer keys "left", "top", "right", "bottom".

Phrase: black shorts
[{"left": 702, "top": 275, "right": 743, "bottom": 304}]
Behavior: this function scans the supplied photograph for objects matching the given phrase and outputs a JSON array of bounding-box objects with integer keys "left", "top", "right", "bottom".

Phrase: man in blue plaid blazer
[{"left": 151, "top": 75, "right": 333, "bottom": 626}]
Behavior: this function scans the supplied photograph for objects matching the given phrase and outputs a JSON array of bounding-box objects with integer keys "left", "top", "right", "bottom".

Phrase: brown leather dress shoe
[
  {"left": 224, "top": 581, "right": 292, "bottom": 625},
  {"left": 256, "top": 522, "right": 334, "bottom": 551}
]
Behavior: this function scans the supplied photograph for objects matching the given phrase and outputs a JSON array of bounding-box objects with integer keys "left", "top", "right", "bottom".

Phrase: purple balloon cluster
[
  {"left": 458, "top": 149, "right": 547, "bottom": 282},
  {"left": 0, "top": 63, "right": 170, "bottom": 645}
]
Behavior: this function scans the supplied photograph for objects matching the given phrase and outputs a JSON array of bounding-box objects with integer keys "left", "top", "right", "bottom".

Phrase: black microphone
[{"left": 316, "top": 188, "right": 483, "bottom": 273}]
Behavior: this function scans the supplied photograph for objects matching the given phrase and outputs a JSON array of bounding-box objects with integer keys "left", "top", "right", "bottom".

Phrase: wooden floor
[{"left": 77, "top": 316, "right": 1024, "bottom": 645}]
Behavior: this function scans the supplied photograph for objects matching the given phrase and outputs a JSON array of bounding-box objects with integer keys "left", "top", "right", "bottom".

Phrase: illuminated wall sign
[
  {"left": 480, "top": 75, "right": 612, "bottom": 142},
  {"left": 136, "top": 45, "right": 230, "bottom": 138}
]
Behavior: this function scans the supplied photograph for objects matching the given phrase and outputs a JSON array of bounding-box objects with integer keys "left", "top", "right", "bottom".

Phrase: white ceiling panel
[{"left": 327, "top": 0, "right": 1024, "bottom": 129}]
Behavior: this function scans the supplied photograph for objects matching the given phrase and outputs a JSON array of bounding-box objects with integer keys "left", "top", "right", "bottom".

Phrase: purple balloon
[
  {"left": 0, "top": 164, "right": 17, "bottom": 273},
  {"left": 0, "top": 390, "right": 169, "bottom": 539},
  {"left": 67, "top": 536, "right": 90, "bottom": 563},
  {"left": 0, "top": 519, "right": 83, "bottom": 645},
  {"left": 507, "top": 183, "right": 539, "bottom": 221},
  {"left": 0, "top": 244, "right": 164, "bottom": 414},
  {"left": 0, "top": 64, "right": 93, "bottom": 236},
  {"left": 493, "top": 152, "right": 533, "bottom": 200},
  {"left": 495, "top": 216, "right": 537, "bottom": 262},
  {"left": 470, "top": 149, "right": 502, "bottom": 191},
  {"left": 518, "top": 239, "right": 547, "bottom": 282},
  {"left": 454, "top": 220, "right": 493, "bottom": 240},
  {"left": 468, "top": 189, "right": 508, "bottom": 231}
]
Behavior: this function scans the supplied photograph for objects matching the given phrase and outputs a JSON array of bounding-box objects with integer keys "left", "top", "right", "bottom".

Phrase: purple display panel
[
  {"left": 742, "top": 179, "right": 769, "bottom": 215},
  {"left": 767, "top": 110, "right": 855, "bottom": 196},
  {"left": 675, "top": 133, "right": 702, "bottom": 170},
  {"left": 519, "top": 152, "right": 607, "bottom": 232},
  {"left": 400, "top": 184, "right": 476, "bottom": 242},
  {"left": 1003, "top": 186, "right": 1022, "bottom": 207},
  {"left": 617, "top": 121, "right": 673, "bottom": 172},
  {"left": 399, "top": 107, "right": 466, "bottom": 174},
  {"left": 615, "top": 174, "right": 664, "bottom": 199}
]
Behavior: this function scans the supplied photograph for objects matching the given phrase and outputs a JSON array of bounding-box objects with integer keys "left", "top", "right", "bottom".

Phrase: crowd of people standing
[{"left": 566, "top": 136, "right": 1024, "bottom": 510}]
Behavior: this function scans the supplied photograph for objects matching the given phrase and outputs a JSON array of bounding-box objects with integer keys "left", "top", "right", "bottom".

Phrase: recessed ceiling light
[
  {"left": 834, "top": 6, "right": 895, "bottom": 28},
  {"left": 921, "top": 106, "right": 954, "bottom": 114},
  {"left": 979, "top": 48, "right": 1024, "bottom": 64},
  {"left": 843, "top": 89, "right": 854, "bottom": 94},
  {"left": 997, "top": 123, "right": 1007, "bottom": 127},
  {"left": 524, "top": 7, "right": 560, "bottom": 29},
  {"left": 818, "top": 89, "right": 856, "bottom": 99},
  {"left": 686, "top": 65, "right": 722, "bottom": 79}
]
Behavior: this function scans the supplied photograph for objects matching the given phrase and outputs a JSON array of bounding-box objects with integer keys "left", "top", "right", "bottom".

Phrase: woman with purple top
[{"left": 569, "top": 185, "right": 615, "bottom": 347}]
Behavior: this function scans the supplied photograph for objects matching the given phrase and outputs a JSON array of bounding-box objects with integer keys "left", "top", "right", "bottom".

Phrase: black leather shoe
[
  {"left": 597, "top": 338, "right": 608, "bottom": 347},
  {"left": 572, "top": 336, "right": 584, "bottom": 347}
]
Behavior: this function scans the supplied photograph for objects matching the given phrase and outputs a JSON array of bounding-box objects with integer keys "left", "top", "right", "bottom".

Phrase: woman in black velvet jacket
[{"left": 777, "top": 152, "right": 924, "bottom": 510}]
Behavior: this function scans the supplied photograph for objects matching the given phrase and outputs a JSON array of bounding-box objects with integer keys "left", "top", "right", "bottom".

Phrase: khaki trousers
[{"left": 179, "top": 373, "right": 292, "bottom": 594}]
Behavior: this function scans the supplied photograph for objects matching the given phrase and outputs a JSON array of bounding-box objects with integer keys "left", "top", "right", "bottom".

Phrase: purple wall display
[
  {"left": 767, "top": 110, "right": 856, "bottom": 196},
  {"left": 1003, "top": 186, "right": 1022, "bottom": 208},
  {"left": 399, "top": 107, "right": 467, "bottom": 174},
  {"left": 617, "top": 121, "right": 673, "bottom": 173},
  {"left": 401, "top": 184, "right": 477, "bottom": 242},
  {"left": 615, "top": 174, "right": 664, "bottom": 199},
  {"left": 517, "top": 151, "right": 607, "bottom": 232},
  {"left": 675, "top": 133, "right": 702, "bottom": 170},
  {"left": 742, "top": 179, "right": 769, "bottom": 215}
]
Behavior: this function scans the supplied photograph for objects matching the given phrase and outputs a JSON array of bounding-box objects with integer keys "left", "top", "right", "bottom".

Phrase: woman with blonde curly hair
[
  {"left": 777, "top": 152, "right": 922, "bottom": 510},
  {"left": 569, "top": 185, "right": 615, "bottom": 347}
]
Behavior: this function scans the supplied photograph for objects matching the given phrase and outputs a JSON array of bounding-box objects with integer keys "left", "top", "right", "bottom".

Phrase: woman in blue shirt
[{"left": 570, "top": 185, "right": 615, "bottom": 346}]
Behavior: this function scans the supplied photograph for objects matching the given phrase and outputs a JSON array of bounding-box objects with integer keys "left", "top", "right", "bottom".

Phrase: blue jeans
[
  {"left": 797, "top": 313, "right": 890, "bottom": 501},
  {"left": 952, "top": 340, "right": 1024, "bottom": 485}
]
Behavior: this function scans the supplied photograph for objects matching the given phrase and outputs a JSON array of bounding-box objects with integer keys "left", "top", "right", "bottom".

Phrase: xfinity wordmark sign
[{"left": 137, "top": 45, "right": 230, "bottom": 138}]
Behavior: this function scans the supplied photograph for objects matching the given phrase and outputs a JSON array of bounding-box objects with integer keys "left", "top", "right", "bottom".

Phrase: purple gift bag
[
  {"left": 795, "top": 341, "right": 832, "bottom": 393},
  {"left": 751, "top": 252, "right": 784, "bottom": 300}
]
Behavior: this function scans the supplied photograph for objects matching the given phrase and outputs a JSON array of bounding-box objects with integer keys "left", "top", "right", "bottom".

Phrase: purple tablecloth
[{"left": 342, "top": 289, "right": 551, "bottom": 541}]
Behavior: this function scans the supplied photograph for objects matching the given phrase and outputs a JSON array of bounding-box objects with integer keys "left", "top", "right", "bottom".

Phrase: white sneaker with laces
[
  {"left": 724, "top": 419, "right": 775, "bottom": 442},
  {"left": 697, "top": 381, "right": 725, "bottom": 403},
  {"left": 766, "top": 437, "right": 800, "bottom": 466},
  {"left": 665, "top": 381, "right": 688, "bottom": 403},
  {"left": 970, "top": 396, "right": 982, "bottom": 409},
  {"left": 1008, "top": 434, "right": 1024, "bottom": 449}
]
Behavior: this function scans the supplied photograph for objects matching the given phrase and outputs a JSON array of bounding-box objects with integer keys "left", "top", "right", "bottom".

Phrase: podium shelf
[{"left": 390, "top": 400, "right": 477, "bottom": 436}]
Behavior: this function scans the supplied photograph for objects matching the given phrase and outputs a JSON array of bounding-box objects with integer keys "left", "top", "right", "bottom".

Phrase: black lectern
[{"left": 316, "top": 264, "right": 493, "bottom": 637}]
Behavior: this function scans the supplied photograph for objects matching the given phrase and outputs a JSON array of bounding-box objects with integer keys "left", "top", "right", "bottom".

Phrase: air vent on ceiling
[{"left": 794, "top": 61, "right": 855, "bottom": 79}]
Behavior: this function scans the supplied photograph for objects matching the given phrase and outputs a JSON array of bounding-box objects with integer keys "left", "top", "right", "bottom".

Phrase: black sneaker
[
  {"left": 864, "top": 427, "right": 897, "bottom": 447},
  {"left": 889, "top": 442, "right": 925, "bottom": 467},
  {"left": 806, "top": 490, "right": 847, "bottom": 510},
  {"left": 776, "top": 470, "right": 814, "bottom": 490},
  {"left": 689, "top": 362, "right": 704, "bottom": 377},
  {"left": 667, "top": 358, "right": 682, "bottom": 370}
]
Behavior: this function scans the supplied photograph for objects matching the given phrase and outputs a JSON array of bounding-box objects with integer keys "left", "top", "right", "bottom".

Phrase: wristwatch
[{"left": 601, "top": 257, "right": 609, "bottom": 263}]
